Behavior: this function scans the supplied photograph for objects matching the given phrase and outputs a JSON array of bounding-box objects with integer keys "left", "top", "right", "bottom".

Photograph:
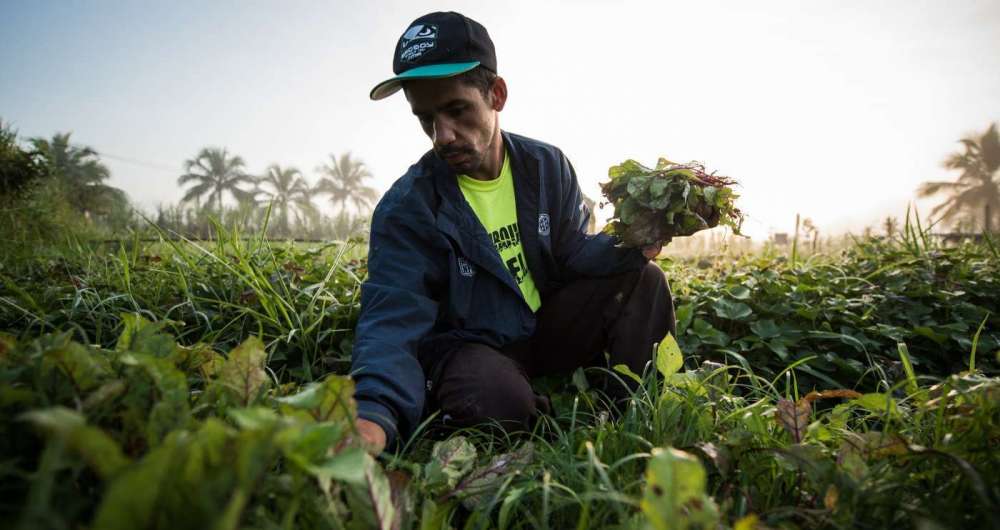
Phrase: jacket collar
[
  {"left": 430, "top": 131, "right": 536, "bottom": 202},
  {"left": 431, "top": 130, "right": 538, "bottom": 235},
  {"left": 430, "top": 131, "right": 544, "bottom": 295},
  {"left": 430, "top": 131, "right": 520, "bottom": 292}
]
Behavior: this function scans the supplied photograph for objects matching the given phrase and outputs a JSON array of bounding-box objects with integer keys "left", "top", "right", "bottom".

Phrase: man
[{"left": 353, "top": 11, "right": 675, "bottom": 454}]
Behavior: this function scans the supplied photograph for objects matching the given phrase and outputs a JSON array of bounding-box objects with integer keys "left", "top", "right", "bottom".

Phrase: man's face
[{"left": 404, "top": 76, "right": 505, "bottom": 176}]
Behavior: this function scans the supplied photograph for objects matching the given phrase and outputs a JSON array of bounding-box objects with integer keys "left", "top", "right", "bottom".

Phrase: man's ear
[{"left": 490, "top": 77, "right": 508, "bottom": 112}]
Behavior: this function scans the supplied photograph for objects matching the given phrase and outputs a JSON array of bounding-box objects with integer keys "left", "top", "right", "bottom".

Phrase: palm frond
[
  {"left": 980, "top": 122, "right": 1000, "bottom": 173},
  {"left": 917, "top": 180, "right": 964, "bottom": 197}
]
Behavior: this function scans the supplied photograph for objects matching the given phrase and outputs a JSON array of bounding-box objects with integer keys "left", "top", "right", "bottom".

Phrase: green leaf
[
  {"left": 120, "top": 353, "right": 191, "bottom": 444},
  {"left": 852, "top": 393, "right": 902, "bottom": 419},
  {"left": 703, "top": 186, "right": 718, "bottom": 205},
  {"left": 1, "top": 385, "right": 35, "bottom": 408},
  {"left": 424, "top": 436, "right": 477, "bottom": 493},
  {"left": 913, "top": 326, "right": 947, "bottom": 345},
  {"left": 228, "top": 407, "right": 280, "bottom": 431},
  {"left": 42, "top": 337, "right": 112, "bottom": 392},
  {"left": 21, "top": 407, "right": 129, "bottom": 479},
  {"left": 387, "top": 469, "right": 415, "bottom": 530},
  {"left": 420, "top": 498, "right": 456, "bottom": 530},
  {"left": 627, "top": 175, "right": 651, "bottom": 197},
  {"left": 213, "top": 488, "right": 250, "bottom": 530},
  {"left": 656, "top": 333, "right": 683, "bottom": 379},
  {"left": 896, "top": 342, "right": 919, "bottom": 396},
  {"left": 655, "top": 157, "right": 677, "bottom": 170},
  {"left": 663, "top": 372, "right": 708, "bottom": 396},
  {"left": 749, "top": 319, "right": 781, "bottom": 339},
  {"left": 217, "top": 337, "right": 269, "bottom": 406},
  {"left": 691, "top": 319, "right": 730, "bottom": 347},
  {"left": 613, "top": 364, "right": 643, "bottom": 384},
  {"left": 620, "top": 197, "right": 642, "bottom": 225},
  {"left": 767, "top": 339, "right": 791, "bottom": 360},
  {"left": 675, "top": 304, "right": 695, "bottom": 335},
  {"left": 281, "top": 422, "right": 347, "bottom": 466},
  {"left": 838, "top": 431, "right": 908, "bottom": 460},
  {"left": 456, "top": 443, "right": 534, "bottom": 510},
  {"left": 728, "top": 285, "right": 751, "bottom": 300},
  {"left": 116, "top": 313, "right": 178, "bottom": 358},
  {"left": 92, "top": 435, "right": 178, "bottom": 530},
  {"left": 641, "top": 447, "right": 719, "bottom": 530},
  {"left": 836, "top": 444, "right": 869, "bottom": 481},
  {"left": 174, "top": 342, "right": 221, "bottom": 373},
  {"left": 775, "top": 444, "right": 830, "bottom": 481},
  {"left": 82, "top": 379, "right": 127, "bottom": 411},
  {"left": 274, "top": 374, "right": 356, "bottom": 423},
  {"left": 498, "top": 486, "right": 528, "bottom": 530},
  {"left": 712, "top": 298, "right": 753, "bottom": 321},
  {"left": 309, "top": 446, "right": 367, "bottom": 487},
  {"left": 179, "top": 419, "right": 232, "bottom": 485},
  {"left": 345, "top": 453, "right": 396, "bottom": 530},
  {"left": 649, "top": 177, "right": 669, "bottom": 198},
  {"left": 571, "top": 367, "right": 589, "bottom": 392},
  {"left": 969, "top": 312, "right": 989, "bottom": 371}
]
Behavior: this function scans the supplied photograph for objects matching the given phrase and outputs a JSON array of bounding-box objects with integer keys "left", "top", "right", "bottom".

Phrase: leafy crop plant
[{"left": 600, "top": 158, "right": 744, "bottom": 247}]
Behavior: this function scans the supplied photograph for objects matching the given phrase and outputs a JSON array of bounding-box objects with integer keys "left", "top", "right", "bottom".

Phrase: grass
[
  {"left": 383, "top": 357, "right": 997, "bottom": 529},
  {"left": 0, "top": 228, "right": 367, "bottom": 379},
  {"left": 0, "top": 226, "right": 998, "bottom": 529}
]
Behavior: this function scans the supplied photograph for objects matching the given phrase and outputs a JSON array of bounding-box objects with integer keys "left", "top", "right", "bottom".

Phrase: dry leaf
[{"left": 776, "top": 398, "right": 811, "bottom": 443}]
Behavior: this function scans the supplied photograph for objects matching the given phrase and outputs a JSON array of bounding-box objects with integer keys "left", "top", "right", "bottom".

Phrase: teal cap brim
[{"left": 369, "top": 61, "right": 481, "bottom": 100}]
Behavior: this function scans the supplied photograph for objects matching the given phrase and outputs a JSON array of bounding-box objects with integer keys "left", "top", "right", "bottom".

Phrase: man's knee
[
  {"left": 434, "top": 346, "right": 536, "bottom": 431},
  {"left": 622, "top": 261, "right": 676, "bottom": 342},
  {"left": 639, "top": 261, "right": 668, "bottom": 290},
  {"left": 629, "top": 263, "right": 673, "bottom": 309}
]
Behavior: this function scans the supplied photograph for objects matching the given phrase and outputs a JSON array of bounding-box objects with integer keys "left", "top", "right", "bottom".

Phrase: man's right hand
[{"left": 355, "top": 418, "right": 387, "bottom": 455}]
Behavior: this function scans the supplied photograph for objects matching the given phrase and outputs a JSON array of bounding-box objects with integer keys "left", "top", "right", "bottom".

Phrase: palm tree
[
  {"left": 315, "top": 152, "right": 379, "bottom": 215},
  {"left": 1, "top": 120, "right": 46, "bottom": 196},
  {"left": 30, "top": 132, "right": 128, "bottom": 217},
  {"left": 255, "top": 164, "right": 316, "bottom": 236},
  {"left": 178, "top": 147, "right": 255, "bottom": 213},
  {"left": 918, "top": 123, "right": 1000, "bottom": 233}
]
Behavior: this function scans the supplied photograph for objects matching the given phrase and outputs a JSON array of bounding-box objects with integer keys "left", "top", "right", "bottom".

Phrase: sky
[{"left": 2, "top": 0, "right": 999, "bottom": 240}]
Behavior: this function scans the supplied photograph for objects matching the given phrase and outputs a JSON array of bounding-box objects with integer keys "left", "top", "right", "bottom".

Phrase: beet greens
[{"left": 600, "top": 158, "right": 744, "bottom": 247}]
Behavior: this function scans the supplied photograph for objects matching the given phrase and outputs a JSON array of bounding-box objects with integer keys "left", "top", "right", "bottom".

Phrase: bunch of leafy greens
[{"left": 600, "top": 158, "right": 744, "bottom": 247}]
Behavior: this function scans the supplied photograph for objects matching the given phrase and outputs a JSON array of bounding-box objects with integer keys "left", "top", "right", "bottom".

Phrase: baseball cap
[{"left": 369, "top": 11, "right": 497, "bottom": 100}]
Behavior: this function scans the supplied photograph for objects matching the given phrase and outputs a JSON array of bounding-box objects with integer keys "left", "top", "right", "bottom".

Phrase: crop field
[{"left": 1, "top": 229, "right": 998, "bottom": 530}]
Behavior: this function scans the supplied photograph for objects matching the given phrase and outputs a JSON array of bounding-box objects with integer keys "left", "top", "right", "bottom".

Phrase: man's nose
[{"left": 432, "top": 117, "right": 457, "bottom": 146}]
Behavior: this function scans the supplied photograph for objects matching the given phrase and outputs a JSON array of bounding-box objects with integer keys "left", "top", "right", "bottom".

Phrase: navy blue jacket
[{"left": 352, "top": 131, "right": 647, "bottom": 446}]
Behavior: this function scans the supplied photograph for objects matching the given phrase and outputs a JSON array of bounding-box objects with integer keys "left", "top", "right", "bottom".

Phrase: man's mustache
[{"left": 436, "top": 146, "right": 474, "bottom": 158}]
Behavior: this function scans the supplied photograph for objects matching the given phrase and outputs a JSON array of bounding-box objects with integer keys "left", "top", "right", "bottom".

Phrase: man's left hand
[{"left": 642, "top": 243, "right": 662, "bottom": 260}]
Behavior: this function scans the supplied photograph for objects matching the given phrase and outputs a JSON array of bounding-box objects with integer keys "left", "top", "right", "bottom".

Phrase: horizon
[{"left": 3, "top": 0, "right": 999, "bottom": 240}]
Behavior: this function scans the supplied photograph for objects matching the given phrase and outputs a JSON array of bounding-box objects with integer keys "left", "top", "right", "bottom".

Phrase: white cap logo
[{"left": 400, "top": 24, "right": 438, "bottom": 62}]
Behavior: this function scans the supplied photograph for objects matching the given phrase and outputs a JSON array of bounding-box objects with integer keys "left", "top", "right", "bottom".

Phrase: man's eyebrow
[
  {"left": 439, "top": 99, "right": 467, "bottom": 109},
  {"left": 412, "top": 99, "right": 468, "bottom": 116}
]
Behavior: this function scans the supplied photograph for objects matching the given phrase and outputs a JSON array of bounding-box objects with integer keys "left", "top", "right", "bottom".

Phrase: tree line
[
  {"left": 2, "top": 117, "right": 997, "bottom": 248},
  {"left": 0, "top": 119, "right": 381, "bottom": 244},
  {"left": 161, "top": 147, "right": 378, "bottom": 240}
]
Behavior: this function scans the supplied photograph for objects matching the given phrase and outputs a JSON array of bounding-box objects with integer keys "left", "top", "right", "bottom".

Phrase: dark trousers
[{"left": 427, "top": 262, "right": 675, "bottom": 433}]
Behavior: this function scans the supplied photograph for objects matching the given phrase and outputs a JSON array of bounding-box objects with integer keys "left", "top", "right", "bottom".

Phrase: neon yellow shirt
[{"left": 457, "top": 151, "right": 542, "bottom": 312}]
